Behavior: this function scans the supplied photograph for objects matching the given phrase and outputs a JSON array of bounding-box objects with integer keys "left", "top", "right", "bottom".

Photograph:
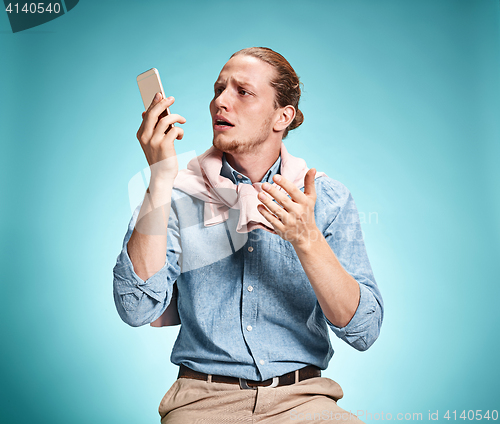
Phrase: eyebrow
[
  {"left": 214, "top": 78, "right": 258, "bottom": 91},
  {"left": 234, "top": 79, "right": 257, "bottom": 90}
]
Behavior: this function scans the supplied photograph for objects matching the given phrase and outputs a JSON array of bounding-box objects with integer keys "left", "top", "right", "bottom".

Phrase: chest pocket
[{"left": 268, "top": 236, "right": 307, "bottom": 279}]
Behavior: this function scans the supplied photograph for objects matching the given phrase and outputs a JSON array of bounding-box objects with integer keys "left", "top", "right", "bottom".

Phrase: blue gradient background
[{"left": 1, "top": 1, "right": 499, "bottom": 423}]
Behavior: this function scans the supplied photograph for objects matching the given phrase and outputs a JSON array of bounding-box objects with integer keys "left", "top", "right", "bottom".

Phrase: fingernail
[
  {"left": 168, "top": 96, "right": 174, "bottom": 101},
  {"left": 274, "top": 175, "right": 281, "bottom": 182},
  {"left": 154, "top": 93, "right": 161, "bottom": 100},
  {"left": 262, "top": 183, "right": 270, "bottom": 191}
]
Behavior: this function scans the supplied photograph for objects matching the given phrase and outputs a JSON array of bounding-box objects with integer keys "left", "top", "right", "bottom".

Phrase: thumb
[{"left": 304, "top": 168, "right": 317, "bottom": 197}]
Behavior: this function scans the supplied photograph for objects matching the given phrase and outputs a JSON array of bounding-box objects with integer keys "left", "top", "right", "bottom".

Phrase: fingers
[
  {"left": 258, "top": 171, "right": 319, "bottom": 244},
  {"left": 147, "top": 91, "right": 163, "bottom": 111},
  {"left": 141, "top": 94, "right": 176, "bottom": 140},
  {"left": 270, "top": 175, "right": 307, "bottom": 203},
  {"left": 135, "top": 92, "right": 185, "bottom": 180},
  {"left": 149, "top": 126, "right": 184, "bottom": 153},
  {"left": 261, "top": 180, "right": 298, "bottom": 212},
  {"left": 141, "top": 92, "right": 165, "bottom": 137},
  {"left": 257, "top": 204, "right": 285, "bottom": 233},
  {"left": 154, "top": 113, "right": 187, "bottom": 136},
  {"left": 303, "top": 168, "right": 317, "bottom": 198},
  {"left": 138, "top": 93, "right": 163, "bottom": 142},
  {"left": 258, "top": 190, "right": 288, "bottom": 222},
  {"left": 137, "top": 111, "right": 147, "bottom": 136},
  {"left": 149, "top": 94, "right": 174, "bottom": 119},
  {"left": 163, "top": 125, "right": 184, "bottom": 143}
]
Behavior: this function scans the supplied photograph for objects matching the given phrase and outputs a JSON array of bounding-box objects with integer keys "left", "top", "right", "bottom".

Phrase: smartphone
[{"left": 137, "top": 68, "right": 171, "bottom": 130}]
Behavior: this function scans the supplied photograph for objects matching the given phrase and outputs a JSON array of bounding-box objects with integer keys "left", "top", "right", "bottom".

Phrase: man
[{"left": 113, "top": 47, "right": 383, "bottom": 423}]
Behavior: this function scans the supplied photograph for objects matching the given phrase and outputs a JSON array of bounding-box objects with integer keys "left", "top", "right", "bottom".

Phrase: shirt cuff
[
  {"left": 113, "top": 239, "right": 174, "bottom": 304},
  {"left": 324, "top": 282, "right": 378, "bottom": 350}
]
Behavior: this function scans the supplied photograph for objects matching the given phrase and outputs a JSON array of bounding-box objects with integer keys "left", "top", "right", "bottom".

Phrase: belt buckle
[{"left": 239, "top": 377, "right": 279, "bottom": 390}]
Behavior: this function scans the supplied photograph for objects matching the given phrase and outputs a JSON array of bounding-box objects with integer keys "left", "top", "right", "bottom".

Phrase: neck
[{"left": 225, "top": 142, "right": 282, "bottom": 183}]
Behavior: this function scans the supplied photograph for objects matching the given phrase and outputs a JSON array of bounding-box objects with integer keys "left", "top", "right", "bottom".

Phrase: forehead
[{"left": 216, "top": 55, "right": 276, "bottom": 89}]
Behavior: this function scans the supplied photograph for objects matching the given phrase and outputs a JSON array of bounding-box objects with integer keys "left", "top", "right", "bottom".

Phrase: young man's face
[{"left": 210, "top": 54, "right": 280, "bottom": 154}]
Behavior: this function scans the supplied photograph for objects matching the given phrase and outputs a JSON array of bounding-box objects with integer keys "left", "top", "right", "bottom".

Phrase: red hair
[{"left": 231, "top": 47, "right": 304, "bottom": 139}]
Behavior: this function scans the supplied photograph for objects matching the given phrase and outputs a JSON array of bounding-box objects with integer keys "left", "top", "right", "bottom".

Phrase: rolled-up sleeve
[
  {"left": 317, "top": 178, "right": 384, "bottom": 351},
  {"left": 113, "top": 201, "right": 182, "bottom": 327}
]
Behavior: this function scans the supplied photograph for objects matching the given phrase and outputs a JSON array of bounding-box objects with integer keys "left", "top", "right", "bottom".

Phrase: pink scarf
[
  {"left": 150, "top": 142, "right": 325, "bottom": 327},
  {"left": 172, "top": 142, "right": 325, "bottom": 234}
]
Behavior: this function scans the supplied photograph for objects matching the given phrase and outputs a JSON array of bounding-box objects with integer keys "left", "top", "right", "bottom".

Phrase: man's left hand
[{"left": 257, "top": 168, "right": 320, "bottom": 249}]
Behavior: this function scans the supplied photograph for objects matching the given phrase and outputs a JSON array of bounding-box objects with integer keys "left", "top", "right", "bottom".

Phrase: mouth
[{"left": 214, "top": 115, "right": 234, "bottom": 131}]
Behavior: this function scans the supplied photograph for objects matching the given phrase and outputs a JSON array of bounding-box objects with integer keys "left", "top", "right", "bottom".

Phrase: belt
[{"left": 178, "top": 364, "right": 321, "bottom": 390}]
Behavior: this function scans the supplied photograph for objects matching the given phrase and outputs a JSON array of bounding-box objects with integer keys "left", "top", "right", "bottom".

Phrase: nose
[{"left": 214, "top": 88, "right": 231, "bottom": 111}]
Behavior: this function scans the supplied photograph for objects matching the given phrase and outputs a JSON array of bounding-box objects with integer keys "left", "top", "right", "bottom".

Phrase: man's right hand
[
  {"left": 129, "top": 93, "right": 185, "bottom": 281},
  {"left": 136, "top": 92, "right": 186, "bottom": 181}
]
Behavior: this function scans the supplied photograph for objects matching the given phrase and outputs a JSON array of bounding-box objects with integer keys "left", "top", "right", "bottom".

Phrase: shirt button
[
  {"left": 248, "top": 246, "right": 254, "bottom": 252},
  {"left": 246, "top": 325, "right": 253, "bottom": 332},
  {"left": 247, "top": 285, "right": 253, "bottom": 292},
  {"left": 237, "top": 174, "right": 242, "bottom": 179},
  {"left": 259, "top": 360, "right": 265, "bottom": 365}
]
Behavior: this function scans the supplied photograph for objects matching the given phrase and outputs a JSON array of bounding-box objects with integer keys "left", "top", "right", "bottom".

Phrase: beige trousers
[{"left": 158, "top": 376, "right": 363, "bottom": 423}]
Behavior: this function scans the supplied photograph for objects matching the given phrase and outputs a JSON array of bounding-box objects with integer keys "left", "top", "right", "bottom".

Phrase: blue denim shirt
[{"left": 113, "top": 154, "right": 383, "bottom": 381}]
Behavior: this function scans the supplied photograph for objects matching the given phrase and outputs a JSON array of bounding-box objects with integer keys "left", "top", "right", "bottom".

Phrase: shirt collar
[{"left": 220, "top": 152, "right": 281, "bottom": 185}]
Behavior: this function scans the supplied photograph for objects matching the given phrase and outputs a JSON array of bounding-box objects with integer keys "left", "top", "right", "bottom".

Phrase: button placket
[{"left": 241, "top": 235, "right": 262, "bottom": 365}]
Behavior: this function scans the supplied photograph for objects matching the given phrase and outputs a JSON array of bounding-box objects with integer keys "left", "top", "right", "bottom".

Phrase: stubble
[{"left": 213, "top": 116, "right": 274, "bottom": 154}]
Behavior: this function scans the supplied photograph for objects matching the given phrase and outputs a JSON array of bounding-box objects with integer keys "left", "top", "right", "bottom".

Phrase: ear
[{"left": 273, "top": 105, "right": 296, "bottom": 132}]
